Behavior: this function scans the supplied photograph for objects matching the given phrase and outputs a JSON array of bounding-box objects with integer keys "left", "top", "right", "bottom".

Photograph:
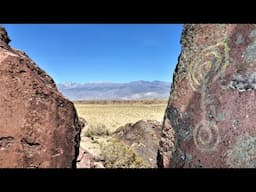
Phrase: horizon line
[{"left": 57, "top": 80, "right": 171, "bottom": 84}]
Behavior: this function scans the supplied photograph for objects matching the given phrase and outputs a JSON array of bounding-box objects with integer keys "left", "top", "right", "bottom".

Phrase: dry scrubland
[
  {"left": 75, "top": 100, "right": 168, "bottom": 168},
  {"left": 74, "top": 100, "right": 167, "bottom": 133}
]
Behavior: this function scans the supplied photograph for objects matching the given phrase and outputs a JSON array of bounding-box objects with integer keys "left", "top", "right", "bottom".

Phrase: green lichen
[
  {"left": 186, "top": 153, "right": 192, "bottom": 161},
  {"left": 225, "top": 134, "right": 256, "bottom": 168},
  {"left": 235, "top": 34, "right": 244, "bottom": 45},
  {"left": 249, "top": 28, "right": 256, "bottom": 39},
  {"left": 209, "top": 105, "right": 216, "bottom": 117},
  {"left": 216, "top": 112, "right": 225, "bottom": 122},
  {"left": 243, "top": 40, "right": 256, "bottom": 63}
]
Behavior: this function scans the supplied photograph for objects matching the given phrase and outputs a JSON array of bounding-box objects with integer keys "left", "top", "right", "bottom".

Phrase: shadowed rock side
[
  {"left": 114, "top": 120, "right": 162, "bottom": 167},
  {"left": 76, "top": 117, "right": 105, "bottom": 168},
  {"left": 158, "top": 24, "right": 256, "bottom": 168},
  {"left": 0, "top": 26, "right": 82, "bottom": 168}
]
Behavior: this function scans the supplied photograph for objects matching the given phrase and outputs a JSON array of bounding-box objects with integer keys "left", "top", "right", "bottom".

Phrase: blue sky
[{"left": 3, "top": 24, "right": 182, "bottom": 83}]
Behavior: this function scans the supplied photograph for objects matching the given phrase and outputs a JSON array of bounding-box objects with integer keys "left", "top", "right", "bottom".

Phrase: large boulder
[
  {"left": 0, "top": 26, "right": 82, "bottom": 168},
  {"left": 158, "top": 24, "right": 256, "bottom": 168},
  {"left": 114, "top": 120, "right": 162, "bottom": 167}
]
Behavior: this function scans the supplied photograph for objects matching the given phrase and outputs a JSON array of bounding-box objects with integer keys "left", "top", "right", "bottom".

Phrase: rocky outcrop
[
  {"left": 0, "top": 26, "right": 82, "bottom": 168},
  {"left": 76, "top": 147, "right": 105, "bottom": 168},
  {"left": 78, "top": 117, "right": 87, "bottom": 131},
  {"left": 114, "top": 120, "right": 162, "bottom": 167},
  {"left": 76, "top": 117, "right": 105, "bottom": 168},
  {"left": 158, "top": 24, "right": 256, "bottom": 168}
]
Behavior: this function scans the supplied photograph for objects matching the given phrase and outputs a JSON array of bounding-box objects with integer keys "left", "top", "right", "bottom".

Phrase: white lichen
[{"left": 228, "top": 72, "right": 256, "bottom": 91}]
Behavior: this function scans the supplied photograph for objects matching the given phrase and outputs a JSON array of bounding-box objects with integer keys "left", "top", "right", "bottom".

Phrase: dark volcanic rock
[
  {"left": 78, "top": 117, "right": 87, "bottom": 130},
  {"left": 114, "top": 120, "right": 162, "bottom": 167},
  {"left": 0, "top": 26, "right": 82, "bottom": 168},
  {"left": 158, "top": 24, "right": 256, "bottom": 168},
  {"left": 0, "top": 26, "right": 11, "bottom": 49}
]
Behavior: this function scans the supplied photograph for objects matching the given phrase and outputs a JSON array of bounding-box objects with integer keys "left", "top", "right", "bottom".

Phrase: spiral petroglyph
[
  {"left": 193, "top": 82, "right": 222, "bottom": 152},
  {"left": 189, "top": 41, "right": 230, "bottom": 92},
  {"left": 159, "top": 24, "right": 256, "bottom": 168},
  {"left": 193, "top": 122, "right": 220, "bottom": 152},
  {"left": 191, "top": 41, "right": 229, "bottom": 152}
]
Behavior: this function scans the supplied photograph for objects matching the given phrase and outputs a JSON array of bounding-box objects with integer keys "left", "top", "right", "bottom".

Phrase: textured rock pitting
[
  {"left": 0, "top": 26, "right": 82, "bottom": 168},
  {"left": 114, "top": 120, "right": 162, "bottom": 167},
  {"left": 158, "top": 24, "right": 256, "bottom": 168},
  {"left": 76, "top": 147, "right": 105, "bottom": 168}
]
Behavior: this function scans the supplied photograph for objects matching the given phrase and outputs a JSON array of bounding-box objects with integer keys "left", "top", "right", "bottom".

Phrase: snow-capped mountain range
[{"left": 57, "top": 80, "right": 170, "bottom": 100}]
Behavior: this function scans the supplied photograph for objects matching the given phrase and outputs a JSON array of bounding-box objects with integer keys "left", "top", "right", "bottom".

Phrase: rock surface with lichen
[
  {"left": 0, "top": 26, "right": 82, "bottom": 168},
  {"left": 114, "top": 120, "right": 162, "bottom": 167},
  {"left": 158, "top": 24, "right": 256, "bottom": 168}
]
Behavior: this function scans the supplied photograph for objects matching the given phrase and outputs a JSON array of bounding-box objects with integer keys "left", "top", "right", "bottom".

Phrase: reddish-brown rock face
[
  {"left": 0, "top": 26, "right": 81, "bottom": 168},
  {"left": 158, "top": 24, "right": 256, "bottom": 168}
]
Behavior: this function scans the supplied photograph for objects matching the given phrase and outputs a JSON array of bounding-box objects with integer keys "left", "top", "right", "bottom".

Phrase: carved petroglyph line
[
  {"left": 193, "top": 120, "right": 220, "bottom": 151},
  {"left": 192, "top": 41, "right": 229, "bottom": 152},
  {"left": 193, "top": 82, "right": 220, "bottom": 152},
  {"left": 189, "top": 41, "right": 230, "bottom": 92}
]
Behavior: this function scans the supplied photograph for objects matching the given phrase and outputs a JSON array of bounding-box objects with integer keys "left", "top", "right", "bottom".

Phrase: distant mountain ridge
[{"left": 57, "top": 80, "right": 170, "bottom": 100}]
